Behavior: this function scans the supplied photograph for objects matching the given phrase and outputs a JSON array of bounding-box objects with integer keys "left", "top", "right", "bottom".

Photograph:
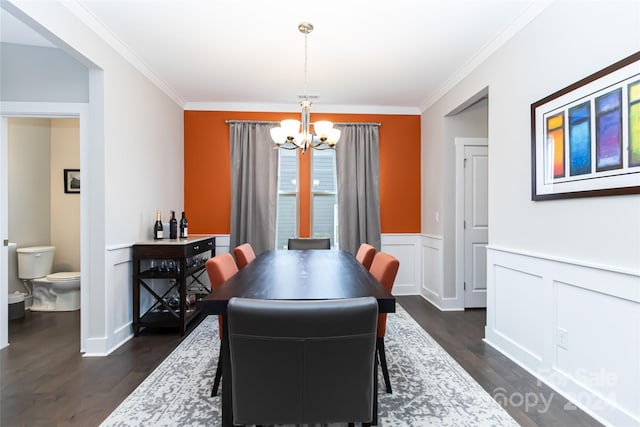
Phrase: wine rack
[{"left": 132, "top": 235, "right": 215, "bottom": 336}]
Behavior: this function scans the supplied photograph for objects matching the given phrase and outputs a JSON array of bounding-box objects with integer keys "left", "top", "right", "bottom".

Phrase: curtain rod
[{"left": 224, "top": 119, "right": 381, "bottom": 126}]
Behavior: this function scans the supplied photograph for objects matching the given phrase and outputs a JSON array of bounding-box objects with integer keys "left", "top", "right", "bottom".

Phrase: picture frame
[
  {"left": 64, "top": 169, "right": 80, "bottom": 194},
  {"left": 531, "top": 51, "right": 640, "bottom": 200}
]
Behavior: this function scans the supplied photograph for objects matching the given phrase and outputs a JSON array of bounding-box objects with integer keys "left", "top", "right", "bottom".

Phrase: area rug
[{"left": 101, "top": 306, "right": 518, "bottom": 426}]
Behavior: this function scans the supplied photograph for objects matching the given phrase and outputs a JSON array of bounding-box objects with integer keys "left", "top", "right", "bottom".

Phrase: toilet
[{"left": 17, "top": 246, "right": 81, "bottom": 312}]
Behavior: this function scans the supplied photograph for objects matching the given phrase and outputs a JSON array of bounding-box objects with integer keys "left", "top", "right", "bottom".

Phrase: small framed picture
[{"left": 64, "top": 169, "right": 80, "bottom": 194}]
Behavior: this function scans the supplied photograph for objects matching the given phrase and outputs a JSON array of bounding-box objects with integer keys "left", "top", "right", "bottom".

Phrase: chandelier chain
[
  {"left": 270, "top": 21, "right": 341, "bottom": 153},
  {"left": 303, "top": 27, "right": 308, "bottom": 101}
]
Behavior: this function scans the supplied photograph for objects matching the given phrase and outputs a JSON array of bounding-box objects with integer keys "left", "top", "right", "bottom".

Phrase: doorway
[
  {"left": 455, "top": 138, "right": 488, "bottom": 308},
  {"left": 0, "top": 104, "right": 89, "bottom": 351}
]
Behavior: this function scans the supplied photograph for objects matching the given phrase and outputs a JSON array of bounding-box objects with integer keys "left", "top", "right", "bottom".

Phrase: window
[
  {"left": 275, "top": 148, "right": 338, "bottom": 249},
  {"left": 275, "top": 149, "right": 298, "bottom": 250},
  {"left": 311, "top": 149, "right": 337, "bottom": 247}
]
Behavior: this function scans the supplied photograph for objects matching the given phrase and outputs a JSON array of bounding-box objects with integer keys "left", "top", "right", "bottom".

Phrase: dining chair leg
[
  {"left": 373, "top": 348, "right": 379, "bottom": 425},
  {"left": 377, "top": 337, "right": 392, "bottom": 394},
  {"left": 211, "top": 344, "right": 223, "bottom": 397}
]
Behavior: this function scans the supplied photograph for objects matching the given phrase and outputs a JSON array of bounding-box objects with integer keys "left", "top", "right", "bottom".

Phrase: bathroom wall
[
  {"left": 8, "top": 118, "right": 51, "bottom": 238},
  {"left": 7, "top": 117, "right": 80, "bottom": 294},
  {"left": 7, "top": 118, "right": 50, "bottom": 294},
  {"left": 50, "top": 118, "right": 80, "bottom": 271}
]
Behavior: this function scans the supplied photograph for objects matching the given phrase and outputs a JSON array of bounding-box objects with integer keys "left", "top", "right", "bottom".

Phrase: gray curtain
[
  {"left": 229, "top": 122, "right": 278, "bottom": 255},
  {"left": 335, "top": 124, "right": 381, "bottom": 254}
]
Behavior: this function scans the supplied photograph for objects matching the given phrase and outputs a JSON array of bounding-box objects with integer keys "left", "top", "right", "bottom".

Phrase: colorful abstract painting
[
  {"left": 569, "top": 102, "right": 591, "bottom": 176},
  {"left": 595, "top": 89, "right": 622, "bottom": 171},
  {"left": 531, "top": 52, "right": 640, "bottom": 200},
  {"left": 630, "top": 80, "right": 640, "bottom": 167}
]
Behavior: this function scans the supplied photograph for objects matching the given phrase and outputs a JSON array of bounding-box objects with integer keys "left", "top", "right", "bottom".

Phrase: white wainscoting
[
  {"left": 418, "top": 234, "right": 444, "bottom": 305},
  {"left": 84, "top": 244, "right": 133, "bottom": 356},
  {"left": 90, "top": 235, "right": 229, "bottom": 357},
  {"left": 381, "top": 234, "right": 421, "bottom": 295},
  {"left": 485, "top": 246, "right": 640, "bottom": 427},
  {"left": 418, "top": 234, "right": 464, "bottom": 311},
  {"left": 221, "top": 234, "right": 422, "bottom": 295},
  {"left": 94, "top": 234, "right": 423, "bottom": 356},
  {"left": 218, "top": 233, "right": 422, "bottom": 294},
  {"left": 214, "top": 234, "right": 230, "bottom": 255}
]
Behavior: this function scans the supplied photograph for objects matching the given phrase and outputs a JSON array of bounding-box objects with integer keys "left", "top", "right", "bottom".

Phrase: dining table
[{"left": 197, "top": 249, "right": 396, "bottom": 426}]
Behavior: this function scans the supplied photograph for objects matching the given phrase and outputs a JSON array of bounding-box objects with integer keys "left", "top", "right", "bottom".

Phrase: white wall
[
  {"left": 442, "top": 100, "right": 488, "bottom": 300},
  {"left": 0, "top": 43, "right": 89, "bottom": 102},
  {"left": 5, "top": 0, "right": 184, "bottom": 355},
  {"left": 422, "top": 1, "right": 640, "bottom": 425}
]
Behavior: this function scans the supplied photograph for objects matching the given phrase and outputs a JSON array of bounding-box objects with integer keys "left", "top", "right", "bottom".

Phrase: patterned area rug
[{"left": 101, "top": 306, "right": 518, "bottom": 426}]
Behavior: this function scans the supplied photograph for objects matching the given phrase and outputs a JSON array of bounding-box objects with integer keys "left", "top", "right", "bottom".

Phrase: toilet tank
[{"left": 17, "top": 246, "right": 55, "bottom": 279}]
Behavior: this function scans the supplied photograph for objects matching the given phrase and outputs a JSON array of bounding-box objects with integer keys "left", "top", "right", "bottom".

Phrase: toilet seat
[{"left": 46, "top": 272, "right": 80, "bottom": 282}]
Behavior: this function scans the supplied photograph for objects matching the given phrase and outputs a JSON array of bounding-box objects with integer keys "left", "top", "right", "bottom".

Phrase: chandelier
[{"left": 270, "top": 22, "right": 341, "bottom": 154}]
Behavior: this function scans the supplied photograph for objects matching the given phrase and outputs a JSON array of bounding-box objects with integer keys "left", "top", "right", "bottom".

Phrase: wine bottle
[
  {"left": 169, "top": 210, "right": 178, "bottom": 239},
  {"left": 153, "top": 209, "right": 164, "bottom": 240},
  {"left": 180, "top": 211, "right": 188, "bottom": 238}
]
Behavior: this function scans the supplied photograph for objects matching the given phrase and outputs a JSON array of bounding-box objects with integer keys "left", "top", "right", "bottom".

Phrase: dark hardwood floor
[{"left": 1, "top": 297, "right": 602, "bottom": 426}]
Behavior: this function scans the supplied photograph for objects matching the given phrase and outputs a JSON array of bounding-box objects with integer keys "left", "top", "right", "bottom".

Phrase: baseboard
[
  {"left": 83, "top": 322, "right": 133, "bottom": 357},
  {"left": 419, "top": 293, "right": 465, "bottom": 312}
]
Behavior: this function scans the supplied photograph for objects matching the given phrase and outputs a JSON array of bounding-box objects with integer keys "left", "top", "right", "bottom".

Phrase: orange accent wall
[
  {"left": 298, "top": 149, "right": 312, "bottom": 237},
  {"left": 184, "top": 111, "right": 421, "bottom": 235}
]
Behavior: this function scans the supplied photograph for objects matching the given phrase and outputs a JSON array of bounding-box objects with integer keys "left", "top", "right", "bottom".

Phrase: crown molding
[
  {"left": 184, "top": 102, "right": 420, "bottom": 115},
  {"left": 61, "top": 0, "right": 185, "bottom": 108},
  {"left": 418, "top": 0, "right": 554, "bottom": 112},
  {"left": 61, "top": 0, "right": 551, "bottom": 115}
]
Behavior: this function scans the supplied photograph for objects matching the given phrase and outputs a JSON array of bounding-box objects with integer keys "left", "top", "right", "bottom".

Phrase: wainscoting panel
[
  {"left": 214, "top": 234, "right": 230, "bottom": 255},
  {"left": 493, "top": 265, "right": 545, "bottom": 362},
  {"left": 555, "top": 280, "right": 640, "bottom": 422},
  {"left": 419, "top": 235, "right": 444, "bottom": 307},
  {"left": 485, "top": 246, "right": 640, "bottom": 427},
  {"left": 94, "top": 234, "right": 424, "bottom": 356},
  {"left": 84, "top": 244, "right": 134, "bottom": 356},
  {"left": 381, "top": 234, "right": 421, "bottom": 295},
  {"left": 108, "top": 246, "right": 133, "bottom": 346}
]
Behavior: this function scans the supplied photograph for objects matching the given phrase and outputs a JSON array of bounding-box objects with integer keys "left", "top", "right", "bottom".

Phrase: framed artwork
[
  {"left": 531, "top": 51, "right": 640, "bottom": 200},
  {"left": 64, "top": 169, "right": 80, "bottom": 194}
]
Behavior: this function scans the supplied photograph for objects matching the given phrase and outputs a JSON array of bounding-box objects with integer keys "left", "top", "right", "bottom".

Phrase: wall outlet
[{"left": 557, "top": 327, "right": 569, "bottom": 350}]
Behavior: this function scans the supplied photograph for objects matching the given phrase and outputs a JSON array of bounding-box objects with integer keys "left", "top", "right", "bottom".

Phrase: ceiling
[{"left": 1, "top": 0, "right": 550, "bottom": 113}]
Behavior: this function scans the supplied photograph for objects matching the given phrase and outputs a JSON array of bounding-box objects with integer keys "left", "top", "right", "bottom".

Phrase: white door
[{"left": 464, "top": 145, "right": 488, "bottom": 308}]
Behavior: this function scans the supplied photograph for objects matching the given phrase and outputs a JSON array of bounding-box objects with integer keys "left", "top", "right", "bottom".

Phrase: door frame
[
  {"left": 454, "top": 137, "right": 488, "bottom": 309},
  {"left": 0, "top": 102, "right": 89, "bottom": 350}
]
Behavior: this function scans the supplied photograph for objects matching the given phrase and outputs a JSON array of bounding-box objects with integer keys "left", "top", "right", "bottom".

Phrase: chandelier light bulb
[
  {"left": 281, "top": 119, "right": 301, "bottom": 138},
  {"left": 313, "top": 120, "right": 334, "bottom": 140},
  {"left": 326, "top": 128, "right": 341, "bottom": 146}
]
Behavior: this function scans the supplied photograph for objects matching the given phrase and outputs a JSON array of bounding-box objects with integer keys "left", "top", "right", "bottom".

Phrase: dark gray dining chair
[
  {"left": 287, "top": 237, "right": 331, "bottom": 250},
  {"left": 227, "top": 296, "right": 378, "bottom": 426}
]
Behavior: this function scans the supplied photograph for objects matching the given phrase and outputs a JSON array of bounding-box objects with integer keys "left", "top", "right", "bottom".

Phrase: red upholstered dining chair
[
  {"left": 369, "top": 251, "right": 400, "bottom": 394},
  {"left": 355, "top": 243, "right": 376, "bottom": 270},
  {"left": 205, "top": 252, "right": 239, "bottom": 397},
  {"left": 233, "top": 243, "right": 256, "bottom": 270}
]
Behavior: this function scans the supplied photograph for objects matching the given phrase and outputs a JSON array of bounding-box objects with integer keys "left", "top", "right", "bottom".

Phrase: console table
[{"left": 133, "top": 234, "right": 215, "bottom": 336}]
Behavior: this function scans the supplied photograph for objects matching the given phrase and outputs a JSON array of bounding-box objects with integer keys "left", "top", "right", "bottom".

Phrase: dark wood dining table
[{"left": 197, "top": 249, "right": 396, "bottom": 426}]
